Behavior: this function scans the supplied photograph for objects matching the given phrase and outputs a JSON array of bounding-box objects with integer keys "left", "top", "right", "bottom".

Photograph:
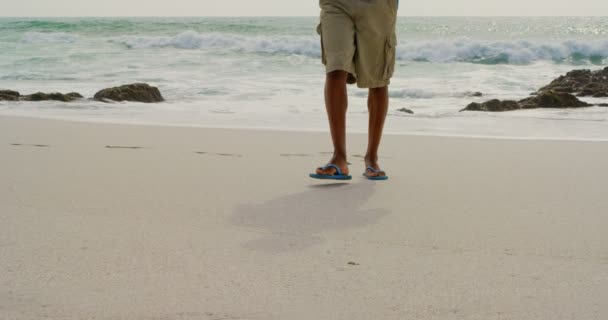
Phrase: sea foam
[
  {"left": 20, "top": 30, "right": 608, "bottom": 65},
  {"left": 111, "top": 31, "right": 608, "bottom": 65},
  {"left": 397, "top": 38, "right": 608, "bottom": 64},
  {"left": 110, "top": 31, "right": 321, "bottom": 57}
]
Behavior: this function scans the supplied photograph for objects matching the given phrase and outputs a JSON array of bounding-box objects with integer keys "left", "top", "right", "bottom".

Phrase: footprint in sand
[
  {"left": 105, "top": 145, "right": 143, "bottom": 149},
  {"left": 216, "top": 153, "right": 243, "bottom": 157},
  {"left": 280, "top": 153, "right": 312, "bottom": 157},
  {"left": 195, "top": 151, "right": 243, "bottom": 158},
  {"left": 10, "top": 143, "right": 50, "bottom": 147}
]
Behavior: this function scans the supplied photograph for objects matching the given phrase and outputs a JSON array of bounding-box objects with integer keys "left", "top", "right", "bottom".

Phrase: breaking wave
[
  {"left": 397, "top": 38, "right": 608, "bottom": 65},
  {"left": 19, "top": 30, "right": 608, "bottom": 65},
  {"left": 112, "top": 31, "right": 608, "bottom": 65},
  {"left": 110, "top": 31, "right": 321, "bottom": 57}
]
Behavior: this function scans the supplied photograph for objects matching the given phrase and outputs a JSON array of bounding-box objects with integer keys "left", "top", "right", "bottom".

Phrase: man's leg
[
  {"left": 365, "top": 86, "right": 389, "bottom": 177},
  {"left": 314, "top": 0, "right": 356, "bottom": 177},
  {"left": 316, "top": 70, "right": 350, "bottom": 176},
  {"left": 349, "top": 0, "right": 396, "bottom": 178}
]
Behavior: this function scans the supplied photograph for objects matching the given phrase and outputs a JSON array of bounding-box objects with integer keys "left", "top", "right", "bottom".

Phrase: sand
[{"left": 1, "top": 115, "right": 607, "bottom": 320}]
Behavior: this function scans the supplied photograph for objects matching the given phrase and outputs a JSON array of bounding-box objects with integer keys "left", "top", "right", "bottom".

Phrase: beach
[
  {"left": 1, "top": 115, "right": 607, "bottom": 319},
  {"left": 2, "top": 17, "right": 608, "bottom": 140}
]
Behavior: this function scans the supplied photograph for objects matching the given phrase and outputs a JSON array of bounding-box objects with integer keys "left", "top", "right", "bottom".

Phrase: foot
[
  {"left": 364, "top": 157, "right": 386, "bottom": 178},
  {"left": 315, "top": 156, "right": 349, "bottom": 177}
]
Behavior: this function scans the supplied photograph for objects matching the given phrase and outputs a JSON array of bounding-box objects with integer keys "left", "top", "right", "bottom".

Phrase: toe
[
  {"left": 316, "top": 166, "right": 336, "bottom": 175},
  {"left": 366, "top": 167, "right": 386, "bottom": 177}
]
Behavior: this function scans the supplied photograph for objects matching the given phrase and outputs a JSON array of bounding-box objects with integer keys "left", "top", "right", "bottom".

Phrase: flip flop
[
  {"left": 363, "top": 166, "right": 389, "bottom": 180},
  {"left": 309, "top": 164, "right": 352, "bottom": 180}
]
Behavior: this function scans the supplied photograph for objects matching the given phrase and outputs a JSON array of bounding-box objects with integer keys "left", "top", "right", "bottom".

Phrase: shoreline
[{"left": 3, "top": 113, "right": 608, "bottom": 143}]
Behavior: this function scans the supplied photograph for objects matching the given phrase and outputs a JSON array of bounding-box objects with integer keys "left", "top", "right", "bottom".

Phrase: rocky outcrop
[
  {"left": 537, "top": 67, "right": 608, "bottom": 98},
  {"left": 461, "top": 91, "right": 591, "bottom": 112},
  {"left": 21, "top": 92, "right": 83, "bottom": 102},
  {"left": 0, "top": 90, "right": 20, "bottom": 101},
  {"left": 397, "top": 107, "right": 414, "bottom": 114},
  {"left": 518, "top": 91, "right": 592, "bottom": 109},
  {"left": 463, "top": 67, "right": 607, "bottom": 112},
  {"left": 462, "top": 99, "right": 520, "bottom": 112},
  {"left": 1, "top": 84, "right": 164, "bottom": 103},
  {"left": 94, "top": 83, "right": 164, "bottom": 103}
]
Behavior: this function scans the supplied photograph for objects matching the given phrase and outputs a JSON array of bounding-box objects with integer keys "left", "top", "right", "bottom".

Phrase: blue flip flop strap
[
  {"left": 366, "top": 166, "right": 385, "bottom": 174},
  {"left": 321, "top": 164, "right": 343, "bottom": 176}
]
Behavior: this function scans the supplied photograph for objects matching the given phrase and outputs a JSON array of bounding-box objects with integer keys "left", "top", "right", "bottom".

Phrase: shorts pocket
[
  {"left": 383, "top": 36, "right": 397, "bottom": 80},
  {"left": 317, "top": 23, "right": 327, "bottom": 65}
]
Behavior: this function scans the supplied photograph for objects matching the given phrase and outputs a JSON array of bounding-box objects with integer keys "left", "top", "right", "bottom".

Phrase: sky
[{"left": 1, "top": 0, "right": 607, "bottom": 17}]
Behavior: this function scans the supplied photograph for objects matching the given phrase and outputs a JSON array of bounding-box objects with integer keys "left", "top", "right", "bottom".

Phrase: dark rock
[
  {"left": 0, "top": 90, "right": 20, "bottom": 101},
  {"left": 464, "top": 91, "right": 483, "bottom": 97},
  {"left": 94, "top": 83, "right": 164, "bottom": 103},
  {"left": 565, "top": 69, "right": 592, "bottom": 78},
  {"left": 461, "top": 91, "right": 591, "bottom": 112},
  {"left": 598, "top": 103, "right": 608, "bottom": 107},
  {"left": 397, "top": 107, "right": 414, "bottom": 114},
  {"left": 21, "top": 92, "right": 83, "bottom": 102},
  {"left": 519, "top": 91, "right": 591, "bottom": 109},
  {"left": 537, "top": 67, "right": 608, "bottom": 97},
  {"left": 347, "top": 261, "right": 360, "bottom": 266},
  {"left": 67, "top": 92, "right": 83, "bottom": 99},
  {"left": 461, "top": 99, "right": 520, "bottom": 112}
]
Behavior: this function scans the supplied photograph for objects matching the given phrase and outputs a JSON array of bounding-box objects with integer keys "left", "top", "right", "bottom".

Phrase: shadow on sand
[{"left": 231, "top": 182, "right": 388, "bottom": 253}]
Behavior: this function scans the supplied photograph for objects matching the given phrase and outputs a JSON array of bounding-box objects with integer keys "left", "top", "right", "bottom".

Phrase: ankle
[
  {"left": 364, "top": 154, "right": 378, "bottom": 163},
  {"left": 331, "top": 153, "right": 348, "bottom": 164}
]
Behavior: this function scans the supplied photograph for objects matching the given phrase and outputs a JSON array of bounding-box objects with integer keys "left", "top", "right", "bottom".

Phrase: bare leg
[
  {"left": 365, "top": 86, "right": 389, "bottom": 177},
  {"left": 316, "top": 70, "right": 349, "bottom": 176}
]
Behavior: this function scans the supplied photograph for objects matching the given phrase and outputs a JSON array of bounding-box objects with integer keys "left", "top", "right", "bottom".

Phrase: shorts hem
[
  {"left": 325, "top": 64, "right": 355, "bottom": 76},
  {"left": 356, "top": 80, "right": 391, "bottom": 89}
]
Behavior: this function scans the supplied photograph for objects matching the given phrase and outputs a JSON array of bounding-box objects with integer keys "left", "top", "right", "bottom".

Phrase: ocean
[{"left": 1, "top": 17, "right": 607, "bottom": 140}]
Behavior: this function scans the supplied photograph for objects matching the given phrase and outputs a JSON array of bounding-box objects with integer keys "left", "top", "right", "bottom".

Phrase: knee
[
  {"left": 369, "top": 86, "right": 388, "bottom": 95},
  {"left": 326, "top": 70, "right": 349, "bottom": 81}
]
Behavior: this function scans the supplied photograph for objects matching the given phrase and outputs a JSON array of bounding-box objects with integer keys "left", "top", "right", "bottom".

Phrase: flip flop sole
[
  {"left": 362, "top": 173, "right": 389, "bottom": 181},
  {"left": 309, "top": 173, "right": 353, "bottom": 180}
]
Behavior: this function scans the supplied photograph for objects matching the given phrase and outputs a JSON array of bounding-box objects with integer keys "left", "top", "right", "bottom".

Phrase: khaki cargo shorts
[{"left": 317, "top": 0, "right": 398, "bottom": 88}]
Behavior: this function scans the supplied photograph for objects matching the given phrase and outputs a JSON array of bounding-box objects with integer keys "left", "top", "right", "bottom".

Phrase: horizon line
[{"left": 1, "top": 15, "right": 608, "bottom": 18}]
